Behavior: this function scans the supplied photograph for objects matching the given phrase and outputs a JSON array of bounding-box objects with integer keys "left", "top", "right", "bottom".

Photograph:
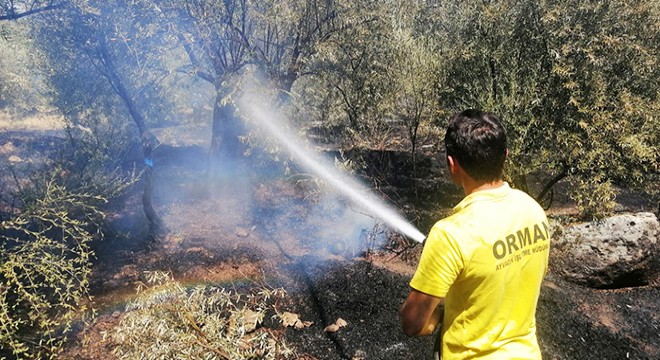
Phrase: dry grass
[
  {"left": 151, "top": 123, "right": 212, "bottom": 148},
  {"left": 0, "top": 111, "right": 65, "bottom": 132}
]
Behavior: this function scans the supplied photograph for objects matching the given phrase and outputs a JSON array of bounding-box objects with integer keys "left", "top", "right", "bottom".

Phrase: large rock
[{"left": 551, "top": 212, "right": 660, "bottom": 288}]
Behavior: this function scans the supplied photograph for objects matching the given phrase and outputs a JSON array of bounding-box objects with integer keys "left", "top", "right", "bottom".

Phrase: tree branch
[
  {"left": 0, "top": 2, "right": 63, "bottom": 21},
  {"left": 536, "top": 163, "right": 569, "bottom": 205},
  {"left": 176, "top": 33, "right": 215, "bottom": 84}
]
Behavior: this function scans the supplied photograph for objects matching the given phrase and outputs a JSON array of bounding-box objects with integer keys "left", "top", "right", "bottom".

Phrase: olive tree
[
  {"left": 429, "top": 0, "right": 659, "bottom": 217},
  {"left": 387, "top": 3, "right": 443, "bottom": 178},
  {"left": 0, "top": 1, "right": 63, "bottom": 112},
  {"left": 0, "top": 20, "right": 52, "bottom": 112},
  {"left": 302, "top": 1, "right": 419, "bottom": 145},
  {"left": 135, "top": 0, "right": 346, "bottom": 167},
  {"left": 33, "top": 0, "right": 182, "bottom": 239},
  {"left": 539, "top": 0, "right": 659, "bottom": 215}
]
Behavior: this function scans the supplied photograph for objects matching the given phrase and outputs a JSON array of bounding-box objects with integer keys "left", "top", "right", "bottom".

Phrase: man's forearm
[
  {"left": 400, "top": 289, "right": 444, "bottom": 336},
  {"left": 418, "top": 303, "right": 443, "bottom": 336}
]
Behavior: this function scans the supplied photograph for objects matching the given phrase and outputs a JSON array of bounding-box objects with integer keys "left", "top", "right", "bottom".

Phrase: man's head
[{"left": 444, "top": 109, "right": 507, "bottom": 182}]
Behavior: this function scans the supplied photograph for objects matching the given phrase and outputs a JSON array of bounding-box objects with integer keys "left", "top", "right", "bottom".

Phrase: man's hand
[{"left": 400, "top": 288, "right": 444, "bottom": 336}]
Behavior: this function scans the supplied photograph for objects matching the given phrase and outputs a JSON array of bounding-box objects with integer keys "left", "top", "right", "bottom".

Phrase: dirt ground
[
  {"left": 2, "top": 117, "right": 658, "bottom": 359},
  {"left": 67, "top": 148, "right": 658, "bottom": 359},
  {"left": 69, "top": 212, "right": 659, "bottom": 360}
]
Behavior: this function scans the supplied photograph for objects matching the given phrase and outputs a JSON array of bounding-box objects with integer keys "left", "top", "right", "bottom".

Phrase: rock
[
  {"left": 235, "top": 227, "right": 250, "bottom": 238},
  {"left": 1, "top": 142, "right": 17, "bottom": 153},
  {"left": 295, "top": 320, "right": 314, "bottom": 329},
  {"left": 279, "top": 312, "right": 313, "bottom": 329},
  {"left": 552, "top": 212, "right": 660, "bottom": 288},
  {"left": 279, "top": 312, "right": 301, "bottom": 327},
  {"left": 335, "top": 318, "right": 348, "bottom": 328},
  {"left": 324, "top": 323, "right": 340, "bottom": 333},
  {"left": 323, "top": 318, "right": 348, "bottom": 333},
  {"left": 8, "top": 155, "right": 22, "bottom": 163}
]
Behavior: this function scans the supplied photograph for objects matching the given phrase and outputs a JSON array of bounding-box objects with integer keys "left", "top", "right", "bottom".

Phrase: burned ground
[
  {"left": 2, "top": 124, "right": 658, "bottom": 360},
  {"left": 72, "top": 164, "right": 659, "bottom": 360},
  {"left": 71, "top": 236, "right": 660, "bottom": 360}
]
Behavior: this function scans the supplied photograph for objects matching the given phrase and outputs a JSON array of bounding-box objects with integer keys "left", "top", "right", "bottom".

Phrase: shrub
[
  {"left": 0, "top": 181, "right": 104, "bottom": 359},
  {"left": 111, "top": 271, "right": 296, "bottom": 360}
]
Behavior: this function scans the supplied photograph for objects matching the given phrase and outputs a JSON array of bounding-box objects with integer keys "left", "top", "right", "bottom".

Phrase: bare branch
[{"left": 0, "top": 1, "right": 63, "bottom": 21}]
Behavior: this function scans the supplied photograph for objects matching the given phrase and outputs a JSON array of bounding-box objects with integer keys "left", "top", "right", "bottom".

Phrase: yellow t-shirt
[{"left": 410, "top": 183, "right": 549, "bottom": 359}]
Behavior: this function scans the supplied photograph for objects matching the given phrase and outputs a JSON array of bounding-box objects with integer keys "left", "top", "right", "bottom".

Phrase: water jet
[{"left": 238, "top": 95, "right": 426, "bottom": 244}]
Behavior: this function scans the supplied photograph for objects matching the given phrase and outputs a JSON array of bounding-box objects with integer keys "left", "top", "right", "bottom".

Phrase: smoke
[
  {"left": 142, "top": 72, "right": 424, "bottom": 267},
  {"left": 237, "top": 79, "right": 426, "bottom": 245}
]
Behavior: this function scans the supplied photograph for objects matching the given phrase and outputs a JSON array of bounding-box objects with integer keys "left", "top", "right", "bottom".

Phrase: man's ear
[
  {"left": 506, "top": 148, "right": 509, "bottom": 158},
  {"left": 447, "top": 155, "right": 458, "bottom": 174},
  {"left": 447, "top": 155, "right": 462, "bottom": 185}
]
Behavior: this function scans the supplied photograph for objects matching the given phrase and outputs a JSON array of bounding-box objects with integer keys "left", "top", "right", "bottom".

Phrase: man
[{"left": 400, "top": 109, "right": 550, "bottom": 359}]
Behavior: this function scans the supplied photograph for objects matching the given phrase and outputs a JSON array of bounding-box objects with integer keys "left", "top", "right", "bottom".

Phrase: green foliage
[
  {"left": 0, "top": 20, "right": 52, "bottom": 113},
  {"left": 429, "top": 0, "right": 659, "bottom": 216},
  {"left": 0, "top": 181, "right": 104, "bottom": 359},
  {"left": 111, "top": 271, "right": 295, "bottom": 360},
  {"left": 570, "top": 177, "right": 619, "bottom": 219},
  {"left": 33, "top": 0, "right": 195, "bottom": 134},
  {"left": 59, "top": 112, "right": 140, "bottom": 199},
  {"left": 540, "top": 0, "right": 660, "bottom": 215},
  {"left": 306, "top": 2, "right": 394, "bottom": 142},
  {"left": 3, "top": 0, "right": 657, "bottom": 219},
  {"left": 388, "top": 26, "right": 441, "bottom": 150},
  {"left": 297, "top": 0, "right": 443, "bottom": 151}
]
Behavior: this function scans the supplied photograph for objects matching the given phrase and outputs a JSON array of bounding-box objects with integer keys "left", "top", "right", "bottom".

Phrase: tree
[
  {"left": 0, "top": 19, "right": 52, "bottom": 112},
  {"left": 34, "top": 0, "right": 175, "bottom": 239},
  {"left": 302, "top": 0, "right": 409, "bottom": 145},
  {"left": 145, "top": 0, "right": 359, "bottom": 168},
  {"left": 429, "top": 0, "right": 659, "bottom": 216},
  {"left": 538, "top": 0, "right": 659, "bottom": 215},
  {"left": 0, "top": 0, "right": 64, "bottom": 113},
  {"left": 387, "top": 5, "right": 442, "bottom": 180}
]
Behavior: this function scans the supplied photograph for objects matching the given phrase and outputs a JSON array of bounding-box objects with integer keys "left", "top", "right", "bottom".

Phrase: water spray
[{"left": 238, "top": 95, "right": 426, "bottom": 243}]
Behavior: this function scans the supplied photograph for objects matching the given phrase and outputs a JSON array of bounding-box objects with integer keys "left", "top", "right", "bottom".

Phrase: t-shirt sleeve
[{"left": 410, "top": 223, "right": 465, "bottom": 298}]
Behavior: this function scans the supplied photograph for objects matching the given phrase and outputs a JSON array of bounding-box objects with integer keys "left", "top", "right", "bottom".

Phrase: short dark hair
[{"left": 444, "top": 109, "right": 507, "bottom": 182}]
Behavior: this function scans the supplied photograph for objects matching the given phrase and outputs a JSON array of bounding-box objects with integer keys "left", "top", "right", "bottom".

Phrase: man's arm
[{"left": 400, "top": 288, "right": 444, "bottom": 336}]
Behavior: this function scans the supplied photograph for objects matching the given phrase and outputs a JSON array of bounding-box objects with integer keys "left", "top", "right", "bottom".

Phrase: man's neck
[{"left": 463, "top": 179, "right": 505, "bottom": 196}]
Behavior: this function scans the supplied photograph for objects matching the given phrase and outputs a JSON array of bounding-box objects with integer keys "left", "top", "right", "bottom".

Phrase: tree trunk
[
  {"left": 209, "top": 89, "right": 246, "bottom": 166},
  {"left": 142, "top": 163, "right": 168, "bottom": 241},
  {"left": 98, "top": 39, "right": 168, "bottom": 241},
  {"left": 409, "top": 120, "right": 420, "bottom": 203},
  {"left": 536, "top": 164, "right": 569, "bottom": 209}
]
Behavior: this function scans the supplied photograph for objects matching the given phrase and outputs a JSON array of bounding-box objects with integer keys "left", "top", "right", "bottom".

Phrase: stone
[
  {"left": 279, "top": 312, "right": 313, "bottom": 329},
  {"left": 280, "top": 312, "right": 301, "bottom": 328},
  {"left": 235, "top": 227, "right": 250, "bottom": 238},
  {"left": 552, "top": 212, "right": 659, "bottom": 288},
  {"left": 324, "top": 323, "right": 340, "bottom": 333}
]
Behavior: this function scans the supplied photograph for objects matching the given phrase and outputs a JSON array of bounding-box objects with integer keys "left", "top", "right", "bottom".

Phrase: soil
[{"left": 1, "top": 119, "right": 658, "bottom": 359}]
